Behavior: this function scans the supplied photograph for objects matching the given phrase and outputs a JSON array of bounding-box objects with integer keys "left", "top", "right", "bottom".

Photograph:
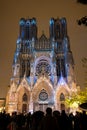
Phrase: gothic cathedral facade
[{"left": 6, "top": 17, "right": 77, "bottom": 114}]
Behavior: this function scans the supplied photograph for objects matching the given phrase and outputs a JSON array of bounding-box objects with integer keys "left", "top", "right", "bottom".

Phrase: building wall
[{"left": 6, "top": 17, "right": 77, "bottom": 114}]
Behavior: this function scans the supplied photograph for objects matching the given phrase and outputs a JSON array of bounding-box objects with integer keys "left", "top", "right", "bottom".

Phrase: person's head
[
  {"left": 46, "top": 107, "right": 52, "bottom": 115},
  {"left": 53, "top": 110, "right": 60, "bottom": 117}
]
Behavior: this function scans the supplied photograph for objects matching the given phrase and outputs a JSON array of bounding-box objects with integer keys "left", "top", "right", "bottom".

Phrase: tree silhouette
[
  {"left": 77, "top": 0, "right": 87, "bottom": 4},
  {"left": 82, "top": 58, "right": 87, "bottom": 86},
  {"left": 77, "top": 16, "right": 87, "bottom": 26}
]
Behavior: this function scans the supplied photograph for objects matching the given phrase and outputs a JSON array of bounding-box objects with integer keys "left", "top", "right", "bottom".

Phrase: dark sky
[{"left": 0, "top": 0, "right": 87, "bottom": 97}]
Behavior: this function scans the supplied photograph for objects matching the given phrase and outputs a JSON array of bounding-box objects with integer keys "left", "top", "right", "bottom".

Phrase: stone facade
[{"left": 6, "top": 17, "right": 77, "bottom": 114}]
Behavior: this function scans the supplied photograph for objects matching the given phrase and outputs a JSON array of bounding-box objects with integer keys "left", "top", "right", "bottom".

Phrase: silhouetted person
[
  {"left": 74, "top": 111, "right": 81, "bottom": 130},
  {"left": 80, "top": 111, "right": 87, "bottom": 130},
  {"left": 38, "top": 107, "right": 58, "bottom": 130},
  {"left": 53, "top": 110, "right": 61, "bottom": 130},
  {"left": 30, "top": 110, "right": 44, "bottom": 130},
  {"left": 60, "top": 110, "right": 71, "bottom": 130}
]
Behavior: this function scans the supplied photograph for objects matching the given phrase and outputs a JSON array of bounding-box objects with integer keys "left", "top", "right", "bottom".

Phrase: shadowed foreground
[{"left": 0, "top": 107, "right": 87, "bottom": 130}]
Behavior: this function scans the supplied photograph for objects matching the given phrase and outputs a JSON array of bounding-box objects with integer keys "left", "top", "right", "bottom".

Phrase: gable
[{"left": 17, "top": 77, "right": 30, "bottom": 92}]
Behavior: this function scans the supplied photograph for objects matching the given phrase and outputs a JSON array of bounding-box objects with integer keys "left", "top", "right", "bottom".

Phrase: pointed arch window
[
  {"left": 60, "top": 93, "right": 65, "bottom": 101},
  {"left": 22, "top": 93, "right": 28, "bottom": 102}
]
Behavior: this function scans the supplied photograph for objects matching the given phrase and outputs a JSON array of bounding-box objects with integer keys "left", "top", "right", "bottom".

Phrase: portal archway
[
  {"left": 55, "top": 85, "right": 70, "bottom": 111},
  {"left": 22, "top": 93, "right": 28, "bottom": 113},
  {"left": 60, "top": 93, "right": 65, "bottom": 111},
  {"left": 32, "top": 77, "right": 54, "bottom": 112},
  {"left": 17, "top": 86, "right": 30, "bottom": 113}
]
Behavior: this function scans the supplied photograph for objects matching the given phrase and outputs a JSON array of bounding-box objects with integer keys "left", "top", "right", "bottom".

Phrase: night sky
[{"left": 0, "top": 0, "right": 87, "bottom": 98}]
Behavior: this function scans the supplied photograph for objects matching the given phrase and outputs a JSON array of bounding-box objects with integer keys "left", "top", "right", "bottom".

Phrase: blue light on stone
[
  {"left": 16, "top": 52, "right": 19, "bottom": 56},
  {"left": 19, "top": 18, "right": 25, "bottom": 25},
  {"left": 50, "top": 19, "right": 54, "bottom": 25},
  {"left": 17, "top": 38, "right": 21, "bottom": 44},
  {"left": 26, "top": 20, "right": 31, "bottom": 25},
  {"left": 22, "top": 31, "right": 24, "bottom": 38},
  {"left": 31, "top": 19, "right": 36, "bottom": 25},
  {"left": 61, "top": 18, "right": 66, "bottom": 24}
]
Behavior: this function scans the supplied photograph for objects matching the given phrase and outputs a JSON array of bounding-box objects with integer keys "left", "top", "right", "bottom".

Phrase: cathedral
[{"left": 6, "top": 17, "right": 78, "bottom": 114}]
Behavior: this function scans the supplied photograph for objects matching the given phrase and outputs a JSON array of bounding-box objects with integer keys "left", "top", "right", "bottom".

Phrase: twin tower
[
  {"left": 19, "top": 17, "right": 67, "bottom": 40},
  {"left": 6, "top": 17, "right": 77, "bottom": 114}
]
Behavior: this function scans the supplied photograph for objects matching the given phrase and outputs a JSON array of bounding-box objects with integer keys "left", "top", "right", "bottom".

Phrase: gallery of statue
[{"left": 6, "top": 17, "right": 78, "bottom": 114}]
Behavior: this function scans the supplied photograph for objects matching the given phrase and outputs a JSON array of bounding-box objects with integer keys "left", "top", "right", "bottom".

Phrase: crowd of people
[{"left": 0, "top": 107, "right": 87, "bottom": 130}]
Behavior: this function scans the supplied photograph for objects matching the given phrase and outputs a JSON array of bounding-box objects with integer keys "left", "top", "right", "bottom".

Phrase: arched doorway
[
  {"left": 38, "top": 89, "right": 48, "bottom": 112},
  {"left": 22, "top": 93, "right": 28, "bottom": 113},
  {"left": 33, "top": 89, "right": 49, "bottom": 112},
  {"left": 60, "top": 93, "right": 65, "bottom": 111},
  {"left": 32, "top": 77, "right": 54, "bottom": 112}
]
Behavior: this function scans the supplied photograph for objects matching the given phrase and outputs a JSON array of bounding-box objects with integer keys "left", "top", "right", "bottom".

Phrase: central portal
[
  {"left": 32, "top": 77, "right": 55, "bottom": 112},
  {"left": 33, "top": 102, "right": 48, "bottom": 112},
  {"left": 39, "top": 103, "right": 48, "bottom": 112}
]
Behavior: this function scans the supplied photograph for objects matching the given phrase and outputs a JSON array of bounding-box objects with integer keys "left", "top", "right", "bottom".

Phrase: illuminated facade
[{"left": 6, "top": 17, "right": 77, "bottom": 114}]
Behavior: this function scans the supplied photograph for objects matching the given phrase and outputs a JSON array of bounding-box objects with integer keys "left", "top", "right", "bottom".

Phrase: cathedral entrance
[
  {"left": 22, "top": 93, "right": 29, "bottom": 113},
  {"left": 60, "top": 93, "right": 65, "bottom": 111},
  {"left": 39, "top": 103, "right": 48, "bottom": 112},
  {"left": 33, "top": 102, "right": 48, "bottom": 112},
  {"left": 61, "top": 103, "right": 65, "bottom": 111},
  {"left": 22, "top": 104, "right": 27, "bottom": 113},
  {"left": 32, "top": 77, "right": 54, "bottom": 112}
]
